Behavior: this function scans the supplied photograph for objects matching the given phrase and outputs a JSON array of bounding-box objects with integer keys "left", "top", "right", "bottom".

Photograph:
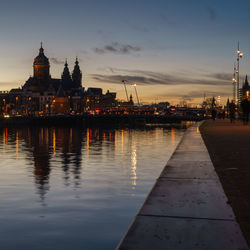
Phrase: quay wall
[{"left": 0, "top": 114, "right": 203, "bottom": 128}]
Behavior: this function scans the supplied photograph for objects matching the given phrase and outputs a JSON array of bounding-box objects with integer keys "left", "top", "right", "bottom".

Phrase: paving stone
[
  {"left": 139, "top": 178, "right": 234, "bottom": 220},
  {"left": 179, "top": 140, "right": 206, "bottom": 148},
  {"left": 171, "top": 151, "right": 211, "bottom": 162},
  {"left": 118, "top": 216, "right": 249, "bottom": 250},
  {"left": 160, "top": 161, "right": 217, "bottom": 179},
  {"left": 176, "top": 144, "right": 207, "bottom": 152}
]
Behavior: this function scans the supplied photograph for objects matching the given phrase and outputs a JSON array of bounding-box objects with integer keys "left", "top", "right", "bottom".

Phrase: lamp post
[
  {"left": 236, "top": 42, "right": 243, "bottom": 105},
  {"left": 16, "top": 96, "right": 19, "bottom": 114},
  {"left": 132, "top": 83, "right": 140, "bottom": 106},
  {"left": 28, "top": 97, "right": 32, "bottom": 115},
  {"left": 3, "top": 98, "right": 6, "bottom": 114},
  {"left": 122, "top": 80, "right": 129, "bottom": 102},
  {"left": 232, "top": 63, "right": 237, "bottom": 103}
]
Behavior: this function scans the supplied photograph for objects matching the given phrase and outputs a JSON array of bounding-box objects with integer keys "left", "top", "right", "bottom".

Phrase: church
[
  {"left": 21, "top": 44, "right": 84, "bottom": 113},
  {"left": 241, "top": 75, "right": 250, "bottom": 101},
  {"left": 0, "top": 44, "right": 117, "bottom": 115},
  {"left": 23, "top": 44, "right": 83, "bottom": 93}
]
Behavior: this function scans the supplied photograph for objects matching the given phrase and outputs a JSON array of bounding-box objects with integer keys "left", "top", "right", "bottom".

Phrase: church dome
[{"left": 34, "top": 44, "right": 49, "bottom": 65}]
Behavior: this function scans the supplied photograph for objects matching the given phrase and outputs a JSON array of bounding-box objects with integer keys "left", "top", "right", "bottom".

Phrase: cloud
[
  {"left": 208, "top": 7, "right": 216, "bottom": 20},
  {"left": 209, "top": 73, "right": 232, "bottom": 81},
  {"left": 50, "top": 57, "right": 65, "bottom": 65},
  {"left": 157, "top": 89, "right": 231, "bottom": 102},
  {"left": 208, "top": 73, "right": 245, "bottom": 83},
  {"left": 90, "top": 68, "right": 230, "bottom": 87},
  {"left": 90, "top": 68, "right": 234, "bottom": 104},
  {"left": 93, "top": 42, "right": 141, "bottom": 55}
]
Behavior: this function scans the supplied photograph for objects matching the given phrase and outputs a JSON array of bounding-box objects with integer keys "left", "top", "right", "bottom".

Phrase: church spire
[
  {"left": 72, "top": 57, "right": 82, "bottom": 88},
  {"left": 39, "top": 42, "right": 44, "bottom": 54},
  {"left": 245, "top": 75, "right": 248, "bottom": 86},
  {"left": 243, "top": 75, "right": 249, "bottom": 88},
  {"left": 61, "top": 59, "right": 72, "bottom": 89},
  {"left": 33, "top": 43, "right": 50, "bottom": 84}
]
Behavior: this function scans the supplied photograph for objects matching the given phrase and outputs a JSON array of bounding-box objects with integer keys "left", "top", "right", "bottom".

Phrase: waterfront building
[
  {"left": 51, "top": 85, "right": 70, "bottom": 114},
  {"left": 85, "top": 88, "right": 117, "bottom": 110},
  {"left": 0, "top": 45, "right": 118, "bottom": 115},
  {"left": 118, "top": 94, "right": 134, "bottom": 108},
  {"left": 22, "top": 44, "right": 84, "bottom": 113}
]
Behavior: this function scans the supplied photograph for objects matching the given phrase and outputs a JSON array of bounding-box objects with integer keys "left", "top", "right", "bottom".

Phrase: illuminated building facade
[
  {"left": 0, "top": 45, "right": 117, "bottom": 115},
  {"left": 23, "top": 44, "right": 82, "bottom": 94}
]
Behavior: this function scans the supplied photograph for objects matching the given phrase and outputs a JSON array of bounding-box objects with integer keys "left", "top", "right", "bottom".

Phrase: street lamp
[
  {"left": 132, "top": 83, "right": 140, "bottom": 106},
  {"left": 236, "top": 42, "right": 243, "bottom": 105},
  {"left": 232, "top": 63, "right": 237, "bottom": 103},
  {"left": 122, "top": 80, "right": 129, "bottom": 102},
  {"left": 3, "top": 98, "right": 6, "bottom": 114},
  {"left": 16, "top": 96, "right": 19, "bottom": 114}
]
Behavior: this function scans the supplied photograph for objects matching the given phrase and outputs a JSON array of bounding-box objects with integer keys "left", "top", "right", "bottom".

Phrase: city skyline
[{"left": 0, "top": 0, "right": 250, "bottom": 104}]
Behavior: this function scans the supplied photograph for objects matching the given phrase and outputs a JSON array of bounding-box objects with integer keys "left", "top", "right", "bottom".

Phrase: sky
[{"left": 0, "top": 0, "right": 250, "bottom": 105}]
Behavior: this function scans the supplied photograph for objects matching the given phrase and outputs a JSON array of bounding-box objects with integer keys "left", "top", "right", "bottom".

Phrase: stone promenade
[
  {"left": 200, "top": 119, "right": 250, "bottom": 247},
  {"left": 117, "top": 121, "right": 249, "bottom": 250}
]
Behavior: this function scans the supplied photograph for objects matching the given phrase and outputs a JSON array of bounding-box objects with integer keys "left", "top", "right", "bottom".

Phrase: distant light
[{"left": 237, "top": 50, "right": 243, "bottom": 57}]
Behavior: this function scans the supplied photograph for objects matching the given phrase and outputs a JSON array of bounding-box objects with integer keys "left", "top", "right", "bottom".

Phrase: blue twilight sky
[{"left": 0, "top": 0, "right": 249, "bottom": 104}]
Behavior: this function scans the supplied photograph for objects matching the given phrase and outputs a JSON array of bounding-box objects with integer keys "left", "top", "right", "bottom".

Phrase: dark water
[{"left": 0, "top": 125, "right": 187, "bottom": 250}]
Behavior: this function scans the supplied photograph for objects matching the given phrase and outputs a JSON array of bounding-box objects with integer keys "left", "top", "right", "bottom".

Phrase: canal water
[{"left": 0, "top": 124, "right": 188, "bottom": 250}]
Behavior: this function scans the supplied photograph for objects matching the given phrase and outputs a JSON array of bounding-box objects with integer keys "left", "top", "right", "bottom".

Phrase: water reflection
[
  {"left": 0, "top": 126, "right": 189, "bottom": 203},
  {"left": 0, "top": 125, "right": 188, "bottom": 250},
  {"left": 30, "top": 127, "right": 51, "bottom": 201},
  {"left": 0, "top": 127, "right": 130, "bottom": 201},
  {"left": 131, "top": 143, "right": 137, "bottom": 188},
  {"left": 171, "top": 127, "right": 175, "bottom": 150}
]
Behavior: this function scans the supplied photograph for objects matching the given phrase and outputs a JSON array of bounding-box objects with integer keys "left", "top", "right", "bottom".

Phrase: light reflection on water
[{"left": 0, "top": 125, "right": 187, "bottom": 250}]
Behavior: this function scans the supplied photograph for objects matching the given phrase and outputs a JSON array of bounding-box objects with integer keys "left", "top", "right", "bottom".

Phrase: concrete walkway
[{"left": 117, "top": 122, "right": 249, "bottom": 250}]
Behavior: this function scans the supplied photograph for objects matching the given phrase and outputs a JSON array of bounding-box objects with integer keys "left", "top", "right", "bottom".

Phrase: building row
[{"left": 0, "top": 45, "right": 124, "bottom": 116}]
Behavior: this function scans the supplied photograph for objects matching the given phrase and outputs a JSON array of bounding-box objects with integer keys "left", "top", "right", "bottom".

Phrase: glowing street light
[
  {"left": 236, "top": 42, "right": 243, "bottom": 105},
  {"left": 3, "top": 98, "right": 6, "bottom": 113},
  {"left": 232, "top": 63, "right": 237, "bottom": 103},
  {"left": 132, "top": 83, "right": 140, "bottom": 106}
]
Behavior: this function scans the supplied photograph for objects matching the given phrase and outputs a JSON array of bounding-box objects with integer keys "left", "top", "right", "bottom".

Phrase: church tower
[
  {"left": 72, "top": 57, "right": 82, "bottom": 88},
  {"left": 242, "top": 75, "right": 250, "bottom": 100},
  {"left": 61, "top": 59, "right": 72, "bottom": 90},
  {"left": 62, "top": 60, "right": 71, "bottom": 82},
  {"left": 243, "top": 75, "right": 249, "bottom": 88},
  {"left": 33, "top": 43, "right": 50, "bottom": 82}
]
